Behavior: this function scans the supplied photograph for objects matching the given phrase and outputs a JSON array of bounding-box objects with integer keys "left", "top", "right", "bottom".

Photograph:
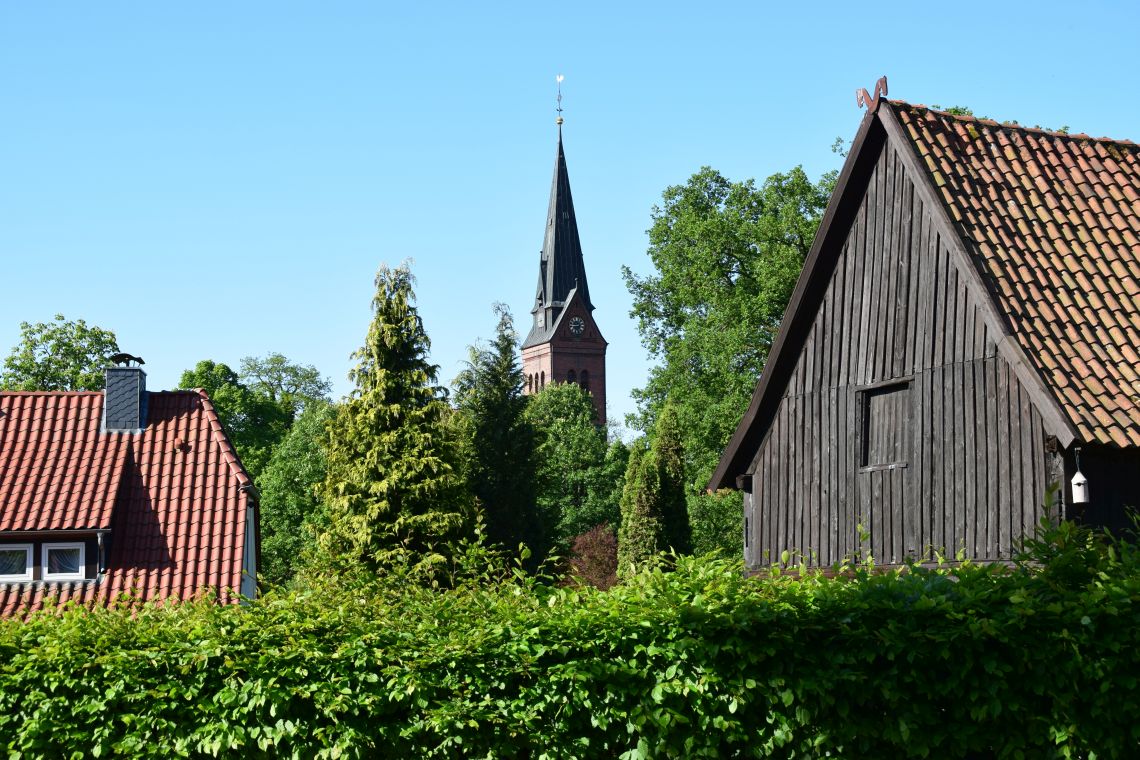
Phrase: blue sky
[{"left": 2, "top": 2, "right": 1136, "bottom": 435}]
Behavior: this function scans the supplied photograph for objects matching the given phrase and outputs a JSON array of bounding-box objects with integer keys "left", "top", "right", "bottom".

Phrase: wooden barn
[{"left": 710, "top": 87, "right": 1140, "bottom": 569}]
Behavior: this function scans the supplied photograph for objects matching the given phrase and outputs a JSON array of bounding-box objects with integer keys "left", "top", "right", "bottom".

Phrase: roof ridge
[
  {"left": 0, "top": 389, "right": 206, "bottom": 398},
  {"left": 887, "top": 99, "right": 1138, "bottom": 147},
  {"left": 0, "top": 391, "right": 102, "bottom": 396},
  {"left": 192, "top": 388, "right": 253, "bottom": 488}
]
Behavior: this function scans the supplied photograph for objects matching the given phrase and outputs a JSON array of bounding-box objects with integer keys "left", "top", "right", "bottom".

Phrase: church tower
[{"left": 521, "top": 122, "right": 607, "bottom": 423}]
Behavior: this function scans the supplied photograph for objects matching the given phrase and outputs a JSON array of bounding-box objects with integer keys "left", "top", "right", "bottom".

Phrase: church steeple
[
  {"left": 542, "top": 132, "right": 591, "bottom": 304},
  {"left": 519, "top": 96, "right": 607, "bottom": 423},
  {"left": 523, "top": 128, "right": 594, "bottom": 348}
]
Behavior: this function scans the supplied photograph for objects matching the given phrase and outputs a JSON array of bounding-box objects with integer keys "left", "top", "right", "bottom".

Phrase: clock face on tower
[{"left": 569, "top": 316, "right": 585, "bottom": 336}]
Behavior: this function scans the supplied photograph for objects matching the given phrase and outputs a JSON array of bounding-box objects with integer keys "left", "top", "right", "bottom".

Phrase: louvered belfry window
[{"left": 860, "top": 382, "right": 910, "bottom": 469}]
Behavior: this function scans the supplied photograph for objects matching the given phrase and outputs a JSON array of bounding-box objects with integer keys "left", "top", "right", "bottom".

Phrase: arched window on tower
[
  {"left": 580, "top": 369, "right": 590, "bottom": 393},
  {"left": 540, "top": 371, "right": 545, "bottom": 389},
  {"left": 526, "top": 374, "right": 532, "bottom": 393},
  {"left": 567, "top": 369, "right": 576, "bottom": 384}
]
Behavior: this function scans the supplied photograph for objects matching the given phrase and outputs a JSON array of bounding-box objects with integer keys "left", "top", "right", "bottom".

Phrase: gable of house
[{"left": 0, "top": 388, "right": 257, "bottom": 615}]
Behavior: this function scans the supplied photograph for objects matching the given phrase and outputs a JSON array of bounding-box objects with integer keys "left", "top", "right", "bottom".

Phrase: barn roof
[
  {"left": 0, "top": 389, "right": 254, "bottom": 615},
  {"left": 893, "top": 102, "right": 1140, "bottom": 447},
  {"left": 711, "top": 98, "right": 1140, "bottom": 489}
]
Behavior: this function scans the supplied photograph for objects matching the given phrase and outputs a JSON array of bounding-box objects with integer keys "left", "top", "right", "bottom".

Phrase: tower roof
[{"left": 536, "top": 130, "right": 592, "bottom": 312}]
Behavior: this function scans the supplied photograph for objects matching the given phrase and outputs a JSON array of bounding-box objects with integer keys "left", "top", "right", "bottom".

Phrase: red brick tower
[{"left": 520, "top": 124, "right": 607, "bottom": 423}]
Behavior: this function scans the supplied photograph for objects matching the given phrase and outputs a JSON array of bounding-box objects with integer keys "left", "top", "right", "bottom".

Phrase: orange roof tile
[
  {"left": 0, "top": 390, "right": 253, "bottom": 616},
  {"left": 892, "top": 102, "right": 1140, "bottom": 447}
]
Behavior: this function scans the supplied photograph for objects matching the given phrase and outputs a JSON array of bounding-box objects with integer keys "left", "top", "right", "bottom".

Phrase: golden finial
[{"left": 556, "top": 74, "right": 565, "bottom": 126}]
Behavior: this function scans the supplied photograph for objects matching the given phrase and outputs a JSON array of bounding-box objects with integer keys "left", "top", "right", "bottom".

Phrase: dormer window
[
  {"left": 43, "top": 542, "right": 85, "bottom": 581},
  {"left": 0, "top": 544, "right": 33, "bottom": 582}
]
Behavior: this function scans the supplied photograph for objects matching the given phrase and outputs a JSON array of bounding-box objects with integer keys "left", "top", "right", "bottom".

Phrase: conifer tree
[
  {"left": 616, "top": 440, "right": 664, "bottom": 578},
  {"left": 320, "top": 263, "right": 469, "bottom": 576},
  {"left": 616, "top": 404, "right": 691, "bottom": 578},
  {"left": 654, "top": 401, "right": 691, "bottom": 554},
  {"left": 453, "top": 305, "right": 537, "bottom": 555}
]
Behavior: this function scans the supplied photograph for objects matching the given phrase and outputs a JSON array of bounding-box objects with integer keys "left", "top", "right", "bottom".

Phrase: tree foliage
[
  {"left": 257, "top": 400, "right": 336, "bottom": 587},
  {"left": 179, "top": 354, "right": 329, "bottom": 483},
  {"left": 452, "top": 305, "right": 537, "bottom": 555},
  {"left": 688, "top": 488, "right": 744, "bottom": 557},
  {"left": 617, "top": 405, "right": 692, "bottom": 575},
  {"left": 239, "top": 352, "right": 331, "bottom": 418},
  {"left": 616, "top": 440, "right": 662, "bottom": 578},
  {"left": 523, "top": 382, "right": 625, "bottom": 553},
  {"left": 0, "top": 314, "right": 119, "bottom": 391},
  {"left": 1, "top": 521, "right": 1138, "bottom": 757},
  {"left": 320, "top": 263, "right": 470, "bottom": 577},
  {"left": 623, "top": 165, "right": 835, "bottom": 483},
  {"left": 178, "top": 360, "right": 291, "bottom": 481},
  {"left": 653, "top": 401, "right": 690, "bottom": 554},
  {"left": 564, "top": 523, "right": 618, "bottom": 591}
]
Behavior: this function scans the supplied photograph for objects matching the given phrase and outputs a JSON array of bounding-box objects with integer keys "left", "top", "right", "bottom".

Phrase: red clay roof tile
[
  {"left": 891, "top": 102, "right": 1140, "bottom": 447},
  {"left": 0, "top": 390, "right": 254, "bottom": 616}
]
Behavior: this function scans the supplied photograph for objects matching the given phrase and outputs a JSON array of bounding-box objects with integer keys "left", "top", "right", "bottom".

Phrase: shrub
[
  {"left": 0, "top": 521, "right": 1137, "bottom": 757},
  {"left": 565, "top": 523, "right": 618, "bottom": 590},
  {"left": 688, "top": 487, "right": 743, "bottom": 556}
]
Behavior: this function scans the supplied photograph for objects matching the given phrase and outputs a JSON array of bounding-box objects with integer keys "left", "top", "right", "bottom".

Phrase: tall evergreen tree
[
  {"left": 654, "top": 402, "right": 691, "bottom": 554},
  {"left": 616, "top": 440, "right": 664, "bottom": 579},
  {"left": 616, "top": 405, "right": 690, "bottom": 577},
  {"left": 453, "top": 305, "right": 537, "bottom": 554},
  {"left": 320, "top": 263, "right": 470, "bottom": 576}
]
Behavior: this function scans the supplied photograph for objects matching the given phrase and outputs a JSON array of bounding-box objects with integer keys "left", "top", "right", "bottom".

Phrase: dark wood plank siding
[{"left": 748, "top": 143, "right": 1051, "bottom": 567}]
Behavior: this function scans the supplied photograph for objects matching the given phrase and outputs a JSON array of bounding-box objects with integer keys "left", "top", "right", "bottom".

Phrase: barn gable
[
  {"left": 712, "top": 97, "right": 1140, "bottom": 568},
  {"left": 742, "top": 123, "right": 1056, "bottom": 566}
]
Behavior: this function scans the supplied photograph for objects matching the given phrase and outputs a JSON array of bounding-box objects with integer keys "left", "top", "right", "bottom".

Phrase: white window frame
[
  {"left": 0, "top": 544, "right": 33, "bottom": 582},
  {"left": 42, "top": 542, "right": 86, "bottom": 581}
]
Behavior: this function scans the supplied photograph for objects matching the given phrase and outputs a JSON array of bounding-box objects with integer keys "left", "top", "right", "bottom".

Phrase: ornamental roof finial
[
  {"left": 856, "top": 76, "right": 889, "bottom": 111},
  {"left": 556, "top": 74, "right": 565, "bottom": 126}
]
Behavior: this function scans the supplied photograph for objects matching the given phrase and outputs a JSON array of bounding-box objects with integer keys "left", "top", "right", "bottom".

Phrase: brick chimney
[{"left": 102, "top": 353, "right": 148, "bottom": 433}]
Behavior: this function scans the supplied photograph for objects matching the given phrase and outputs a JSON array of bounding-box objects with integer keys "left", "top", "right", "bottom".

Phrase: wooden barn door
[{"left": 854, "top": 379, "right": 917, "bottom": 565}]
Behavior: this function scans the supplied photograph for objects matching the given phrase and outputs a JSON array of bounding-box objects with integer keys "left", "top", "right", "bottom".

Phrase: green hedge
[{"left": 1, "top": 522, "right": 1137, "bottom": 758}]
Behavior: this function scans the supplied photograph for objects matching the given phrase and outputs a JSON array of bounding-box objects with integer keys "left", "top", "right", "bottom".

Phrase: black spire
[{"left": 537, "top": 130, "right": 591, "bottom": 308}]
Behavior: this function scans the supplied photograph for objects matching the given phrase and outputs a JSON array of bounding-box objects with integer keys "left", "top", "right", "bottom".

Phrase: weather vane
[{"left": 556, "top": 74, "right": 564, "bottom": 126}]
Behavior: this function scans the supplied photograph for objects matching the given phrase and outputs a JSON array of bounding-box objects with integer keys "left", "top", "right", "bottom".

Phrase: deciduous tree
[
  {"left": 523, "top": 382, "right": 624, "bottom": 554},
  {"left": 178, "top": 360, "right": 290, "bottom": 481},
  {"left": 688, "top": 488, "right": 744, "bottom": 557},
  {"left": 622, "top": 166, "right": 834, "bottom": 484},
  {"left": 0, "top": 314, "right": 119, "bottom": 391},
  {"left": 257, "top": 400, "right": 336, "bottom": 587},
  {"left": 240, "top": 353, "right": 331, "bottom": 418}
]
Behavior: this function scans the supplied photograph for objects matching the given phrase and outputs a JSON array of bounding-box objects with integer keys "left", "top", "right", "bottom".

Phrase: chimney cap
[{"left": 109, "top": 353, "right": 145, "bottom": 368}]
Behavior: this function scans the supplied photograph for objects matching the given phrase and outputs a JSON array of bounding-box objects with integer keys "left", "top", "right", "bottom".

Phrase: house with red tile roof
[
  {"left": 712, "top": 89, "right": 1140, "bottom": 569},
  {"left": 0, "top": 360, "right": 258, "bottom": 615}
]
